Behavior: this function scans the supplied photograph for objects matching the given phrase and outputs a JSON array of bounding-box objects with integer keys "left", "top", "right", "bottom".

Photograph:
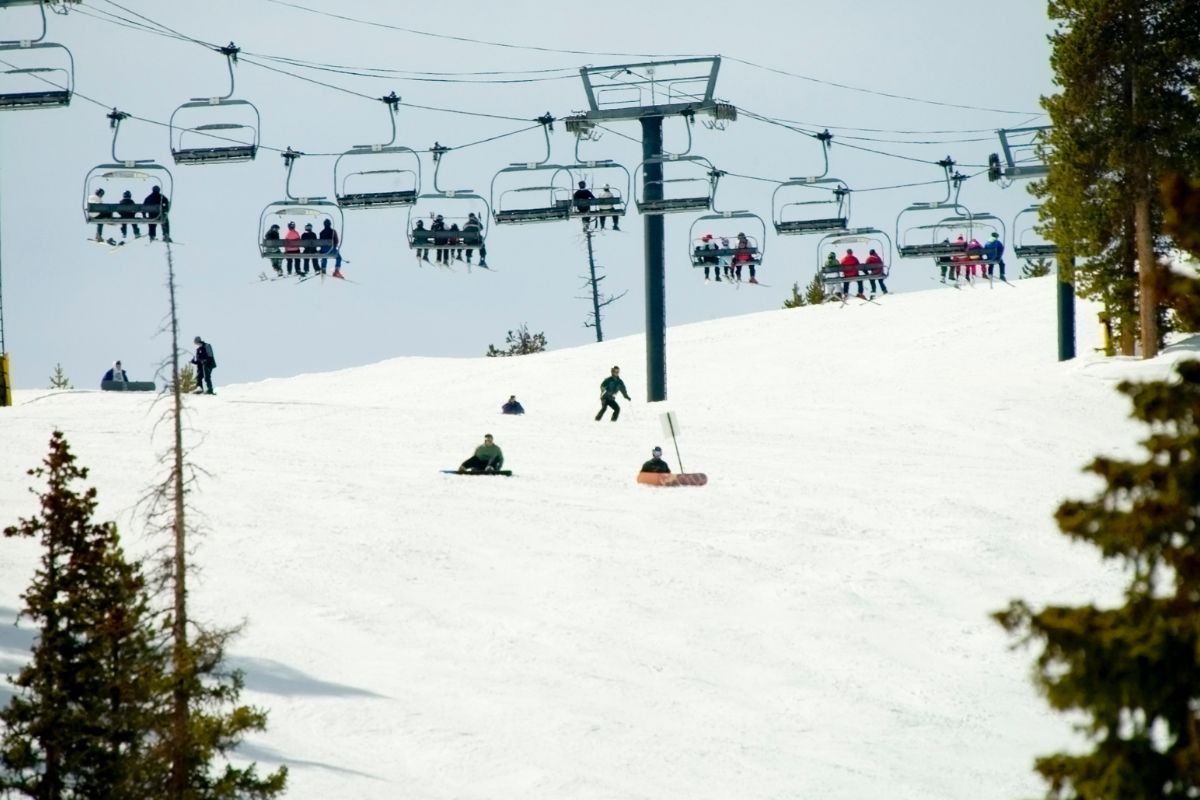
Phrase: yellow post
[{"left": 0, "top": 353, "right": 10, "bottom": 407}]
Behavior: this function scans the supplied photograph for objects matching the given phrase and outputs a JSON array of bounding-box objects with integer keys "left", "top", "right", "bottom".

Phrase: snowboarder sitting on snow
[
  {"left": 596, "top": 365, "right": 631, "bottom": 422},
  {"left": 501, "top": 395, "right": 525, "bottom": 415},
  {"left": 459, "top": 434, "right": 504, "bottom": 473},
  {"left": 101, "top": 360, "right": 129, "bottom": 385},
  {"left": 640, "top": 446, "right": 671, "bottom": 474}
]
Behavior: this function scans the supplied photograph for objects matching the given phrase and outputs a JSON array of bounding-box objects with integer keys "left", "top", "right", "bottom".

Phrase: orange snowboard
[{"left": 636, "top": 472, "right": 708, "bottom": 487}]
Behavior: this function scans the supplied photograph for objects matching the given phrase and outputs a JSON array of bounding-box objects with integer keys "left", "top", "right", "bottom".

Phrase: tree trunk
[{"left": 1134, "top": 195, "right": 1159, "bottom": 358}]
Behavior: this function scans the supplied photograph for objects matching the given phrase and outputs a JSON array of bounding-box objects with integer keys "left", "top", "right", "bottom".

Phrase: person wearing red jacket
[
  {"left": 283, "top": 221, "right": 302, "bottom": 275},
  {"left": 840, "top": 248, "right": 865, "bottom": 299},
  {"left": 864, "top": 248, "right": 888, "bottom": 296}
]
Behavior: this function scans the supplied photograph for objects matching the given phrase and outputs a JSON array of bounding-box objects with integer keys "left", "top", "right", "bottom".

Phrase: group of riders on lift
[
  {"left": 263, "top": 218, "right": 342, "bottom": 277},
  {"left": 935, "top": 232, "right": 1007, "bottom": 283},
  {"left": 87, "top": 185, "right": 171, "bottom": 244},
  {"left": 411, "top": 211, "right": 487, "bottom": 267}
]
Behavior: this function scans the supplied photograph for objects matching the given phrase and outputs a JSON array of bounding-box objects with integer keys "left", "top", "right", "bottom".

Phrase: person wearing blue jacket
[
  {"left": 983, "top": 231, "right": 1006, "bottom": 281},
  {"left": 502, "top": 395, "right": 525, "bottom": 415},
  {"left": 101, "top": 360, "right": 128, "bottom": 384}
]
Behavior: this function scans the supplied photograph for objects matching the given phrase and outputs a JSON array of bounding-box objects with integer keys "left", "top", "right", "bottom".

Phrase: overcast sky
[{"left": 0, "top": 0, "right": 1055, "bottom": 389}]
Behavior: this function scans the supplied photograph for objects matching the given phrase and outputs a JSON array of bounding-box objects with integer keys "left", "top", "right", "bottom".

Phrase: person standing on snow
[
  {"left": 640, "top": 446, "right": 671, "bottom": 474},
  {"left": 459, "top": 434, "right": 504, "bottom": 473},
  {"left": 191, "top": 336, "right": 216, "bottom": 395},
  {"left": 595, "top": 365, "right": 631, "bottom": 422}
]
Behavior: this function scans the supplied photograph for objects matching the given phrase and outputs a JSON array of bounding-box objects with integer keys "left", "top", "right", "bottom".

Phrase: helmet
[
  {"left": 323, "top": 219, "right": 332, "bottom": 227},
  {"left": 702, "top": 234, "right": 712, "bottom": 241},
  {"left": 304, "top": 223, "right": 313, "bottom": 230},
  {"left": 269, "top": 223, "right": 279, "bottom": 230},
  {"left": 287, "top": 221, "right": 296, "bottom": 228},
  {"left": 122, "top": 190, "right": 132, "bottom": 198},
  {"left": 578, "top": 180, "right": 587, "bottom": 188},
  {"left": 151, "top": 185, "right": 161, "bottom": 193},
  {"left": 652, "top": 446, "right": 663, "bottom": 457}
]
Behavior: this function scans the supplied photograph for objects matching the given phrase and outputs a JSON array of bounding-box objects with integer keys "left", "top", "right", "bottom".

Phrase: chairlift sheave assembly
[
  {"left": 334, "top": 92, "right": 421, "bottom": 210},
  {"left": 0, "top": 0, "right": 75, "bottom": 110},
  {"left": 169, "top": 43, "right": 259, "bottom": 165},
  {"left": 84, "top": 110, "right": 174, "bottom": 235}
]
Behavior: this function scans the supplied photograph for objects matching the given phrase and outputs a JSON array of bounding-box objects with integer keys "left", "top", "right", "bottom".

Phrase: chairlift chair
[
  {"left": 407, "top": 144, "right": 489, "bottom": 262},
  {"left": 0, "top": 1, "right": 74, "bottom": 110},
  {"left": 83, "top": 111, "right": 174, "bottom": 235},
  {"left": 258, "top": 148, "right": 344, "bottom": 264},
  {"left": 567, "top": 160, "right": 630, "bottom": 223},
  {"left": 815, "top": 227, "right": 894, "bottom": 295},
  {"left": 688, "top": 210, "right": 767, "bottom": 270},
  {"left": 565, "top": 131, "right": 631, "bottom": 223},
  {"left": 489, "top": 117, "right": 576, "bottom": 225},
  {"left": 1012, "top": 205, "right": 1056, "bottom": 259},
  {"left": 169, "top": 44, "right": 259, "bottom": 165},
  {"left": 772, "top": 179, "right": 850, "bottom": 235},
  {"left": 634, "top": 153, "right": 718, "bottom": 215},
  {"left": 334, "top": 92, "right": 421, "bottom": 209}
]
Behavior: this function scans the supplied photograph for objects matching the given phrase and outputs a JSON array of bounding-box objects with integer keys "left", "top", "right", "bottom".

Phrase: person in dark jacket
[
  {"left": 431, "top": 214, "right": 448, "bottom": 264},
  {"left": 501, "top": 395, "right": 525, "bottom": 415},
  {"left": 117, "top": 190, "right": 142, "bottom": 240},
  {"left": 264, "top": 223, "right": 283, "bottom": 276},
  {"left": 318, "top": 218, "right": 341, "bottom": 276},
  {"left": 640, "top": 446, "right": 671, "bottom": 474},
  {"left": 299, "top": 222, "right": 319, "bottom": 275},
  {"left": 143, "top": 185, "right": 170, "bottom": 242},
  {"left": 595, "top": 365, "right": 631, "bottom": 421},
  {"left": 573, "top": 180, "right": 595, "bottom": 229},
  {"left": 191, "top": 336, "right": 215, "bottom": 395},
  {"left": 102, "top": 360, "right": 129, "bottom": 385},
  {"left": 462, "top": 212, "right": 482, "bottom": 264},
  {"left": 459, "top": 434, "right": 504, "bottom": 473}
]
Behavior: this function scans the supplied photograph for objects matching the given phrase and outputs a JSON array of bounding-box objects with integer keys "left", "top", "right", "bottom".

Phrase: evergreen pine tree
[
  {"left": 782, "top": 282, "right": 807, "bottom": 309},
  {"left": 995, "top": 360, "right": 1200, "bottom": 798},
  {"left": 0, "top": 431, "right": 164, "bottom": 800},
  {"left": 174, "top": 364, "right": 197, "bottom": 394},
  {"left": 1022, "top": 257, "right": 1055, "bottom": 279},
  {"left": 486, "top": 324, "right": 548, "bottom": 357},
  {"left": 1037, "top": 0, "right": 1200, "bottom": 357},
  {"left": 47, "top": 363, "right": 71, "bottom": 390},
  {"left": 804, "top": 270, "right": 829, "bottom": 305}
]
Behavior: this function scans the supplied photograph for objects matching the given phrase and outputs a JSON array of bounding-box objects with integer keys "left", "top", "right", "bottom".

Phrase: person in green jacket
[
  {"left": 595, "top": 365, "right": 632, "bottom": 421},
  {"left": 459, "top": 434, "right": 504, "bottom": 473}
]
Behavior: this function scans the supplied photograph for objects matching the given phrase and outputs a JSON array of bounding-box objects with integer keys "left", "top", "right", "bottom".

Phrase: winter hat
[
  {"left": 287, "top": 221, "right": 296, "bottom": 228},
  {"left": 991, "top": 231, "right": 999, "bottom": 238},
  {"left": 269, "top": 223, "right": 279, "bottom": 230},
  {"left": 578, "top": 180, "right": 587, "bottom": 188},
  {"left": 323, "top": 219, "right": 332, "bottom": 227},
  {"left": 122, "top": 190, "right": 132, "bottom": 198},
  {"left": 193, "top": 336, "right": 201, "bottom": 344},
  {"left": 702, "top": 234, "right": 712, "bottom": 241},
  {"left": 304, "top": 223, "right": 313, "bottom": 230},
  {"left": 652, "top": 447, "right": 662, "bottom": 457},
  {"left": 95, "top": 187, "right": 105, "bottom": 196}
]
